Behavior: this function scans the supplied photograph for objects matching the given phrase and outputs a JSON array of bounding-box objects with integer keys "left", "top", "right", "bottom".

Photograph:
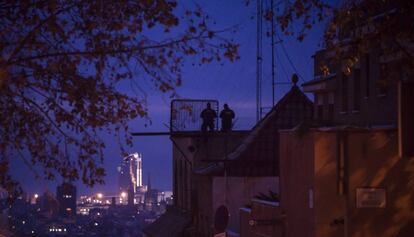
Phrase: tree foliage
[
  {"left": 327, "top": 0, "right": 413, "bottom": 74},
  {"left": 263, "top": 0, "right": 413, "bottom": 74},
  {"left": 0, "top": 0, "right": 239, "bottom": 192}
]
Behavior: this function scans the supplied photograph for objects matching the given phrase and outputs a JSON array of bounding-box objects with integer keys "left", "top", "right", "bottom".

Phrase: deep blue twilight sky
[{"left": 12, "top": 0, "right": 336, "bottom": 196}]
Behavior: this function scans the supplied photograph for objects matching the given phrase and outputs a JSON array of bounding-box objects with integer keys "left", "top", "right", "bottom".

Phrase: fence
[{"left": 170, "top": 99, "right": 219, "bottom": 132}]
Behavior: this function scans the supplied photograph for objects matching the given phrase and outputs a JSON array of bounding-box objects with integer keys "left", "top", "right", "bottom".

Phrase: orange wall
[
  {"left": 280, "top": 129, "right": 414, "bottom": 237},
  {"left": 279, "top": 131, "right": 315, "bottom": 237}
]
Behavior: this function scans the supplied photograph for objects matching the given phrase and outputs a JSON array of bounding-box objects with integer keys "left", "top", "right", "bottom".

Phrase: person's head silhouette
[
  {"left": 206, "top": 102, "right": 211, "bottom": 109},
  {"left": 224, "top": 103, "right": 229, "bottom": 109}
]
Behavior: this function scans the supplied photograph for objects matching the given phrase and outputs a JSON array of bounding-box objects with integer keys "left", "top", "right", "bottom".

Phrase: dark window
[
  {"left": 328, "top": 93, "right": 334, "bottom": 122},
  {"left": 317, "top": 105, "right": 323, "bottom": 122},
  {"left": 328, "top": 104, "right": 334, "bottom": 122},
  {"left": 378, "top": 64, "right": 389, "bottom": 96},
  {"left": 341, "top": 73, "right": 348, "bottom": 112},
  {"left": 365, "top": 54, "right": 370, "bottom": 97},
  {"left": 353, "top": 69, "right": 361, "bottom": 111},
  {"left": 316, "top": 94, "right": 324, "bottom": 122}
]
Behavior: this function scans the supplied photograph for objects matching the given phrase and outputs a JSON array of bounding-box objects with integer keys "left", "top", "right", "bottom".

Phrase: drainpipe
[{"left": 337, "top": 131, "right": 349, "bottom": 237}]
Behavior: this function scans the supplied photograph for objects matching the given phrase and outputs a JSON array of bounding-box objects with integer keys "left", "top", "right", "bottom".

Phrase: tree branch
[
  {"left": 6, "top": 2, "right": 80, "bottom": 64},
  {"left": 9, "top": 34, "right": 215, "bottom": 65}
]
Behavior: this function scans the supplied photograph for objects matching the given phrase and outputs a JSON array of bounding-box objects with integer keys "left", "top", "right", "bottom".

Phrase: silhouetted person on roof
[
  {"left": 200, "top": 102, "right": 217, "bottom": 132},
  {"left": 220, "top": 104, "right": 235, "bottom": 132}
]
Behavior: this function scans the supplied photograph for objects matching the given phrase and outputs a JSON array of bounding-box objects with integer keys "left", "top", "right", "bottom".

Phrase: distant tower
[
  {"left": 144, "top": 173, "right": 155, "bottom": 211},
  {"left": 118, "top": 153, "right": 142, "bottom": 193},
  {"left": 147, "top": 173, "right": 151, "bottom": 191}
]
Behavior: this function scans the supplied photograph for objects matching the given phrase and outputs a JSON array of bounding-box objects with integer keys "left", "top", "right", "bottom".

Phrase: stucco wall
[
  {"left": 280, "top": 129, "right": 414, "bottom": 237},
  {"left": 338, "top": 130, "right": 414, "bottom": 237},
  {"left": 279, "top": 131, "right": 315, "bottom": 237}
]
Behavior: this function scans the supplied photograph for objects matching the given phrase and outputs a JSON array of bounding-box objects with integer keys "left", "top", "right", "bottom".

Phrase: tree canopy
[
  {"left": 0, "top": 0, "right": 239, "bottom": 192},
  {"left": 268, "top": 0, "right": 413, "bottom": 74}
]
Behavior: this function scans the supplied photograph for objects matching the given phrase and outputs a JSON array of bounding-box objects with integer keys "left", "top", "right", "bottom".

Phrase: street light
[
  {"left": 120, "top": 192, "right": 127, "bottom": 198},
  {"left": 34, "top": 194, "right": 39, "bottom": 199},
  {"left": 97, "top": 193, "right": 103, "bottom": 199}
]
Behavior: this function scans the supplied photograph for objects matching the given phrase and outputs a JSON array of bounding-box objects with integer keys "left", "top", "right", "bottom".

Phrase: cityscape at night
[
  {"left": 1, "top": 0, "right": 414, "bottom": 236},
  {"left": 2, "top": 153, "right": 172, "bottom": 236}
]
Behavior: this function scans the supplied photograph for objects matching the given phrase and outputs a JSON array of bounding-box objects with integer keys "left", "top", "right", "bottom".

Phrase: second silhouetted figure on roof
[
  {"left": 200, "top": 102, "right": 217, "bottom": 132},
  {"left": 220, "top": 103, "right": 235, "bottom": 132}
]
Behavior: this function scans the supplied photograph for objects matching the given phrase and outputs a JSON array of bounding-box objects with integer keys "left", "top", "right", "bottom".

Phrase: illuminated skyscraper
[{"left": 118, "top": 153, "right": 142, "bottom": 193}]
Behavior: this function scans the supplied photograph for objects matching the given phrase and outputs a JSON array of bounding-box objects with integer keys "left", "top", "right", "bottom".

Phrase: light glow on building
[{"left": 119, "top": 153, "right": 142, "bottom": 193}]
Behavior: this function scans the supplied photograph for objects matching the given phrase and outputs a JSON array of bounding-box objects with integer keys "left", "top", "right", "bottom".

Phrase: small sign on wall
[{"left": 356, "top": 188, "right": 386, "bottom": 208}]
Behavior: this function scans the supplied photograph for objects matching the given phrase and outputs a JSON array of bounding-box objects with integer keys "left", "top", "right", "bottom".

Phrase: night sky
[{"left": 12, "top": 0, "right": 329, "bottom": 196}]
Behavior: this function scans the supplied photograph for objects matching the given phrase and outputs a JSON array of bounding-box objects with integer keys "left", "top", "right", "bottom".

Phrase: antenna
[
  {"left": 256, "top": 0, "right": 263, "bottom": 122},
  {"left": 271, "top": 0, "right": 276, "bottom": 106}
]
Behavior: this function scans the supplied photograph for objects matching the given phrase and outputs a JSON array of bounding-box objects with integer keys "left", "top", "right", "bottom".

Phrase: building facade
[
  {"left": 239, "top": 2, "right": 414, "bottom": 236},
  {"left": 56, "top": 182, "right": 76, "bottom": 218}
]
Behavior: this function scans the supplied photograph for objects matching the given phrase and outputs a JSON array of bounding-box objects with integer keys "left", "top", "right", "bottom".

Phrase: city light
[
  {"left": 133, "top": 153, "right": 139, "bottom": 159},
  {"left": 4, "top": 148, "right": 171, "bottom": 236}
]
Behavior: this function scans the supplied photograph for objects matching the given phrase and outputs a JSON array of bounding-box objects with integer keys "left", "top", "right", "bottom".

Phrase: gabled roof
[
  {"left": 228, "top": 85, "right": 313, "bottom": 160},
  {"left": 194, "top": 84, "right": 314, "bottom": 176}
]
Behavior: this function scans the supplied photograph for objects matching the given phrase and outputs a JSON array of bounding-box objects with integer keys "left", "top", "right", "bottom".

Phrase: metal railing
[{"left": 170, "top": 99, "right": 219, "bottom": 132}]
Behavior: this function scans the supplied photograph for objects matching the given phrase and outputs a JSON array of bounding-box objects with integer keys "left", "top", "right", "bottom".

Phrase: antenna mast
[
  {"left": 271, "top": 0, "right": 276, "bottom": 106},
  {"left": 256, "top": 0, "right": 263, "bottom": 122}
]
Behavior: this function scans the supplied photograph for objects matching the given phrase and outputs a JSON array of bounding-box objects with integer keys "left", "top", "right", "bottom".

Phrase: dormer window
[{"left": 328, "top": 93, "right": 334, "bottom": 122}]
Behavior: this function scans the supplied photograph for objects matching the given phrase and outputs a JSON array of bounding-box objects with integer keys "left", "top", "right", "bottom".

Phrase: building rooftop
[{"left": 195, "top": 81, "right": 314, "bottom": 177}]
